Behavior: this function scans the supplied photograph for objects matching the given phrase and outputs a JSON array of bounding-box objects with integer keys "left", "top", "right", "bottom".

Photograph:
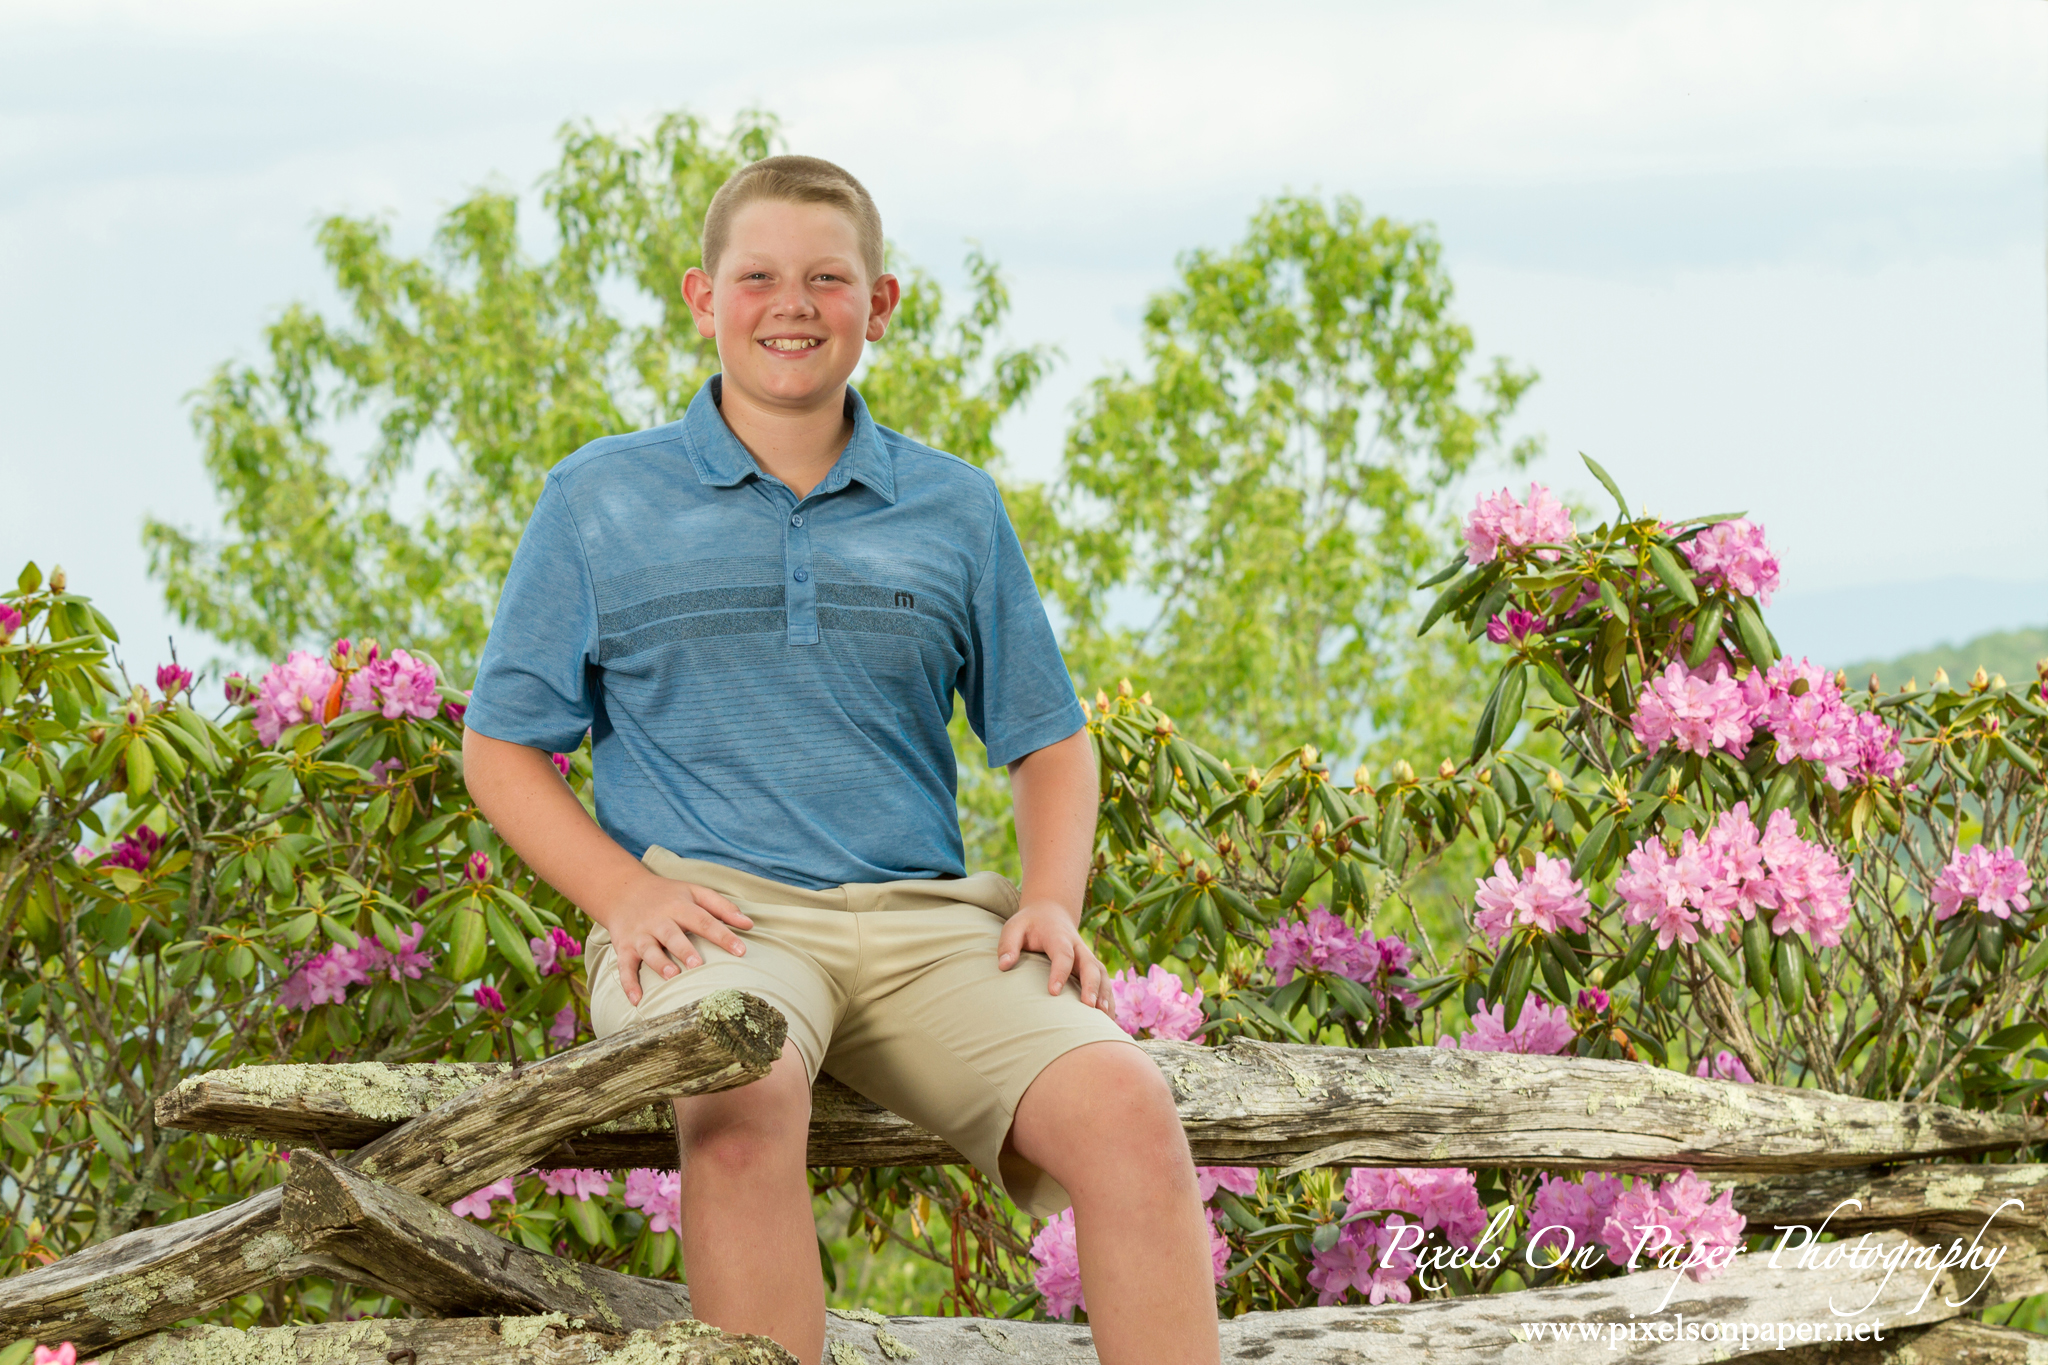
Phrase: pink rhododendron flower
[
  {"left": 552, "top": 752, "right": 572, "bottom": 777},
  {"left": 1931, "top": 844, "right": 2034, "bottom": 922},
  {"left": 550, "top": 1004, "right": 580, "bottom": 1047},
  {"left": 254, "top": 651, "right": 339, "bottom": 745},
  {"left": 354, "top": 921, "right": 434, "bottom": 982},
  {"left": 1265, "top": 905, "right": 1372, "bottom": 984},
  {"left": 1464, "top": 484, "right": 1575, "bottom": 565},
  {"left": 34, "top": 1345, "right": 94, "bottom": 1365},
  {"left": 103, "top": 825, "right": 162, "bottom": 872},
  {"left": 1109, "top": 964, "right": 1205, "bottom": 1041},
  {"left": 531, "top": 926, "right": 583, "bottom": 977},
  {"left": 623, "top": 1168, "right": 682, "bottom": 1235},
  {"left": 1485, "top": 609, "right": 1545, "bottom": 645},
  {"left": 0, "top": 604, "right": 21, "bottom": 642},
  {"left": 1600, "top": 1171, "right": 1745, "bottom": 1281},
  {"left": 1741, "top": 658, "right": 1901, "bottom": 790},
  {"left": 474, "top": 984, "right": 506, "bottom": 1013},
  {"left": 1030, "top": 1208, "right": 1086, "bottom": 1319},
  {"left": 537, "top": 1167, "right": 613, "bottom": 1202},
  {"left": 155, "top": 663, "right": 193, "bottom": 698},
  {"left": 1308, "top": 1217, "right": 1419, "bottom": 1306},
  {"left": 1694, "top": 1050, "right": 1755, "bottom": 1083},
  {"left": 276, "top": 945, "right": 371, "bottom": 1011},
  {"left": 1528, "top": 1172, "right": 1625, "bottom": 1259},
  {"left": 1681, "top": 519, "right": 1780, "bottom": 605},
  {"left": 342, "top": 648, "right": 441, "bottom": 720},
  {"left": 1196, "top": 1166, "right": 1259, "bottom": 1202},
  {"left": 1470, "top": 853, "right": 1592, "bottom": 949},
  {"left": 1207, "top": 1209, "right": 1231, "bottom": 1283},
  {"left": 1344, "top": 1167, "right": 1489, "bottom": 1248},
  {"left": 450, "top": 1175, "right": 516, "bottom": 1220},
  {"left": 1437, "top": 995, "right": 1576, "bottom": 1056},
  {"left": 1618, "top": 804, "right": 1851, "bottom": 950},
  {"left": 1632, "top": 663, "right": 1751, "bottom": 758},
  {"left": 1576, "top": 987, "right": 1610, "bottom": 1013},
  {"left": 466, "top": 851, "right": 492, "bottom": 884}
]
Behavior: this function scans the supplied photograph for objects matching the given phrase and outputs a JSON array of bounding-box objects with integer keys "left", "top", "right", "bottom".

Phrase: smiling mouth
[{"left": 761, "top": 338, "right": 822, "bottom": 352}]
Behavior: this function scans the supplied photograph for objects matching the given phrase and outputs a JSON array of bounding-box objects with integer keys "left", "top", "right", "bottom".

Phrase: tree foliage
[
  {"left": 144, "top": 112, "right": 1052, "bottom": 683},
  {"left": 1051, "top": 194, "right": 1539, "bottom": 762}
]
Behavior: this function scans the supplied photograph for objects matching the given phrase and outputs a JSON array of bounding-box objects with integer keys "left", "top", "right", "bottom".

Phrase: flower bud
[
  {"left": 1438, "top": 758, "right": 1457, "bottom": 781},
  {"left": 1154, "top": 718, "right": 1173, "bottom": 736},
  {"left": 465, "top": 851, "right": 492, "bottom": 884},
  {"left": 1991, "top": 674, "right": 2007, "bottom": 692},
  {"left": 1477, "top": 767, "right": 1492, "bottom": 785},
  {"left": 1311, "top": 818, "right": 1328, "bottom": 842},
  {"left": 1175, "top": 847, "right": 1194, "bottom": 869},
  {"left": 1970, "top": 667, "right": 1989, "bottom": 693},
  {"left": 0, "top": 604, "right": 21, "bottom": 643},
  {"left": 1116, "top": 679, "right": 1132, "bottom": 698},
  {"left": 1095, "top": 689, "right": 1110, "bottom": 711},
  {"left": 1299, "top": 745, "right": 1320, "bottom": 769},
  {"left": 1932, "top": 667, "right": 1950, "bottom": 691},
  {"left": 1352, "top": 765, "right": 1371, "bottom": 790},
  {"left": 1332, "top": 834, "right": 1352, "bottom": 855},
  {"left": 1139, "top": 691, "right": 1152, "bottom": 705},
  {"left": 1216, "top": 833, "right": 1235, "bottom": 857},
  {"left": 1545, "top": 769, "right": 1564, "bottom": 795},
  {"left": 1904, "top": 676, "right": 1918, "bottom": 693},
  {"left": 1868, "top": 673, "right": 1881, "bottom": 695},
  {"left": 1395, "top": 759, "right": 1416, "bottom": 785},
  {"left": 48, "top": 566, "right": 65, "bottom": 592}
]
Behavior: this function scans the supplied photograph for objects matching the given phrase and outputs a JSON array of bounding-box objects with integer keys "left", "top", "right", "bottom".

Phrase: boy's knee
[{"left": 679, "top": 1117, "right": 805, "bottom": 1179}]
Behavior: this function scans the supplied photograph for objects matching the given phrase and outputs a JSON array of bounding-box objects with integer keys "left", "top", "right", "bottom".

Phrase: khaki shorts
[{"left": 586, "top": 847, "right": 1141, "bottom": 1217}]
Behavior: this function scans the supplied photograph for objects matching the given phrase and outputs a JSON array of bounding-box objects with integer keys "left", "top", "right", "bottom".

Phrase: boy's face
[{"left": 682, "top": 199, "right": 898, "bottom": 415}]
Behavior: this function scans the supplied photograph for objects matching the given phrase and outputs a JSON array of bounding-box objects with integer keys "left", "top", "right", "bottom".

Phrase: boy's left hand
[{"left": 997, "top": 901, "right": 1115, "bottom": 1017}]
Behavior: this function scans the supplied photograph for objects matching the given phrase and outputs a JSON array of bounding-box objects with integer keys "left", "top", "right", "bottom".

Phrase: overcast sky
[{"left": 2, "top": 0, "right": 2043, "bottom": 673}]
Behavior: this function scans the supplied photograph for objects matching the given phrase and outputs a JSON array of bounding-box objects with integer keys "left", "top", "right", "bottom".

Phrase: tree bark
[
  {"left": 1726, "top": 1162, "right": 2046, "bottom": 1238},
  {"left": 159, "top": 1037, "right": 2048, "bottom": 1174},
  {"left": 99, "top": 1314, "right": 793, "bottom": 1363}
]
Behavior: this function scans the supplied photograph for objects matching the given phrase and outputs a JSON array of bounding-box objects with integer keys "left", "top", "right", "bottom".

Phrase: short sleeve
[
  {"left": 959, "top": 491, "right": 1086, "bottom": 768},
  {"left": 464, "top": 478, "right": 600, "bottom": 754}
]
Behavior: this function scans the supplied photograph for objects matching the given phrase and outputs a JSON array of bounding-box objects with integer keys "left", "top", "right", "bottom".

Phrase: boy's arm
[
  {"left": 461, "top": 727, "right": 754, "bottom": 1006},
  {"left": 996, "top": 726, "right": 1113, "bottom": 1015}
]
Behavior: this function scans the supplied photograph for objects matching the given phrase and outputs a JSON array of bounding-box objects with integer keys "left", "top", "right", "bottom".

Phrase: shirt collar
[{"left": 684, "top": 375, "right": 898, "bottom": 505}]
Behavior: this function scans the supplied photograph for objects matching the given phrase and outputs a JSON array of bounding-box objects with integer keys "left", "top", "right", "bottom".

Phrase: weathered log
[
  {"left": 1727, "top": 1163, "right": 2048, "bottom": 1238},
  {"left": 159, "top": 1038, "right": 2048, "bottom": 1175},
  {"left": 4, "top": 993, "right": 782, "bottom": 1355},
  {"left": 281, "top": 1148, "right": 696, "bottom": 1329},
  {"left": 1776, "top": 1318, "right": 2048, "bottom": 1365},
  {"left": 95, "top": 1225, "right": 2048, "bottom": 1364},
  {"left": 100, "top": 1314, "right": 793, "bottom": 1363}
]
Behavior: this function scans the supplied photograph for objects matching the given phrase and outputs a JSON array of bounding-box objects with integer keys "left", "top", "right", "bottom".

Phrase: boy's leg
[
  {"left": 672, "top": 1038, "right": 823, "bottom": 1364},
  {"left": 1006, "top": 1041, "right": 1220, "bottom": 1365}
]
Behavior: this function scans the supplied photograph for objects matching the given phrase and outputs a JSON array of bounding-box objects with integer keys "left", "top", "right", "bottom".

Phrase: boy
[{"left": 461, "top": 155, "right": 1219, "bottom": 1365}]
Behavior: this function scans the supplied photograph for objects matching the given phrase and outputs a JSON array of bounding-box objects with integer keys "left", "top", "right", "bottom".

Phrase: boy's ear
[
  {"left": 865, "top": 272, "right": 902, "bottom": 344},
  {"left": 681, "top": 267, "right": 718, "bottom": 340}
]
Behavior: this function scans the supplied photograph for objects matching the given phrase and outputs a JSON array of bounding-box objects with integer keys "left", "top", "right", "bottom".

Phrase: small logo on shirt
[{"left": 894, "top": 590, "right": 916, "bottom": 610}]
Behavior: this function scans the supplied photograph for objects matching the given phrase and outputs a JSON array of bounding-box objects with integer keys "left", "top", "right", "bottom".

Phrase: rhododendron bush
[{"left": 3, "top": 460, "right": 2045, "bottom": 1330}]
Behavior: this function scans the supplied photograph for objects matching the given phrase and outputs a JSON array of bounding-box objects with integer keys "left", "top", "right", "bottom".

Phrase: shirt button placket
[{"left": 785, "top": 504, "right": 819, "bottom": 645}]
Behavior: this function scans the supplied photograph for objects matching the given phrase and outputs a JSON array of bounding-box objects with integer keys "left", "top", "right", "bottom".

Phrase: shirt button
[
  {"left": 790, "top": 513, "right": 804, "bottom": 527},
  {"left": 793, "top": 568, "right": 810, "bottom": 583}
]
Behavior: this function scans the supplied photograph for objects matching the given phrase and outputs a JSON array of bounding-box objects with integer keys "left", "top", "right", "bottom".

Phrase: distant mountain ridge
[{"left": 1841, "top": 625, "right": 2048, "bottom": 694}]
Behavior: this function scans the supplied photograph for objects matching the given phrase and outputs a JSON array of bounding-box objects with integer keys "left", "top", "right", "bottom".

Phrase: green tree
[
  {"left": 1051, "top": 194, "right": 1539, "bottom": 767},
  {"left": 145, "top": 111, "right": 1053, "bottom": 683}
]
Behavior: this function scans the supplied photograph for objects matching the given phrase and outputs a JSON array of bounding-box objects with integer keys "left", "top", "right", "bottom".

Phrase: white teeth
[{"left": 764, "top": 338, "right": 819, "bottom": 351}]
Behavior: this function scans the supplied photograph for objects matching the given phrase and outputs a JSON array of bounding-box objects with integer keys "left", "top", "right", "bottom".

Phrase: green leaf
[
  {"left": 1580, "top": 452, "right": 1629, "bottom": 518},
  {"left": 1, "top": 1338, "right": 38, "bottom": 1365},
  {"left": 1644, "top": 544, "right": 1699, "bottom": 607},
  {"left": 1684, "top": 600, "right": 1726, "bottom": 668},
  {"left": 1489, "top": 664, "right": 1526, "bottom": 752},
  {"left": 1596, "top": 578, "right": 1629, "bottom": 626},
  {"left": 1731, "top": 596, "right": 1776, "bottom": 669},
  {"left": 16, "top": 562, "right": 41, "bottom": 593},
  {"left": 1693, "top": 935, "right": 1742, "bottom": 988},
  {"left": 486, "top": 900, "right": 540, "bottom": 986}
]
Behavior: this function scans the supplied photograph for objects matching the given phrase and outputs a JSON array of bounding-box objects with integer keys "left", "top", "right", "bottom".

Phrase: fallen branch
[
  {"left": 4, "top": 993, "right": 783, "bottom": 1355},
  {"left": 1727, "top": 1162, "right": 2047, "bottom": 1237},
  {"left": 94, "top": 1224, "right": 2048, "bottom": 1364},
  {"left": 281, "top": 1148, "right": 695, "bottom": 1330},
  {"left": 159, "top": 1038, "right": 2048, "bottom": 1174}
]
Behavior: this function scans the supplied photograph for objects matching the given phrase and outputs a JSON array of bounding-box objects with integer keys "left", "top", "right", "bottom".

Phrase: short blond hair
[{"left": 701, "top": 155, "right": 885, "bottom": 282}]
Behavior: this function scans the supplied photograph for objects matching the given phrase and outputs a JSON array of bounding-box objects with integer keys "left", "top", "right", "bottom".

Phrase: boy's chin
[{"left": 728, "top": 357, "right": 858, "bottom": 410}]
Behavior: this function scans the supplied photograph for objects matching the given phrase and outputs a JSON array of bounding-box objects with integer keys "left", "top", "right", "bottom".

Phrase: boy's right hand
[{"left": 605, "top": 874, "right": 753, "bottom": 1006}]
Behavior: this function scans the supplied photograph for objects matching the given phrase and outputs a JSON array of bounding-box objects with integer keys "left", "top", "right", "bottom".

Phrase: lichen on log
[{"left": 98, "top": 1314, "right": 795, "bottom": 1363}]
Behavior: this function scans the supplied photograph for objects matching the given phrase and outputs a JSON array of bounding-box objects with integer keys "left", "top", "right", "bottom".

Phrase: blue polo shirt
[{"left": 464, "top": 376, "right": 1085, "bottom": 890}]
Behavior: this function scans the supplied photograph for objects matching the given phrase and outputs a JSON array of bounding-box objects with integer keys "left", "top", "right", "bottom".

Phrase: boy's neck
[{"left": 716, "top": 379, "right": 855, "bottom": 501}]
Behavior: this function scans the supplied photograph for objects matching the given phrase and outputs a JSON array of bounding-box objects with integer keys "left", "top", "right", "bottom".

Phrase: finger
[
  {"left": 617, "top": 946, "right": 644, "bottom": 1006},
  {"left": 688, "top": 884, "right": 753, "bottom": 929},
  {"left": 995, "top": 916, "right": 1026, "bottom": 971},
  {"left": 1077, "top": 950, "right": 1104, "bottom": 1009},
  {"left": 1045, "top": 943, "right": 1074, "bottom": 997},
  {"left": 652, "top": 923, "right": 699, "bottom": 972},
  {"left": 683, "top": 906, "right": 747, "bottom": 958}
]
